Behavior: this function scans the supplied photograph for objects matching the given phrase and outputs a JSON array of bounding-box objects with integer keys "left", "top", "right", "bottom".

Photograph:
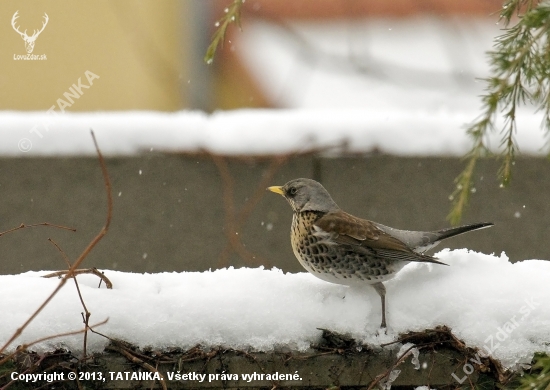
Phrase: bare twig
[
  {"left": 46, "top": 238, "right": 92, "bottom": 357},
  {"left": 366, "top": 344, "right": 421, "bottom": 390},
  {"left": 0, "top": 319, "right": 108, "bottom": 366},
  {"left": 0, "top": 130, "right": 112, "bottom": 355},
  {"left": 210, "top": 153, "right": 272, "bottom": 267},
  {"left": 208, "top": 151, "right": 295, "bottom": 268},
  {"left": 205, "top": 145, "right": 347, "bottom": 268},
  {"left": 232, "top": 349, "right": 279, "bottom": 388},
  {"left": 379, "top": 327, "right": 456, "bottom": 348},
  {"left": 106, "top": 345, "right": 167, "bottom": 390},
  {"left": 235, "top": 154, "right": 290, "bottom": 228},
  {"left": 1, "top": 352, "right": 67, "bottom": 390},
  {"left": 42, "top": 268, "right": 113, "bottom": 289},
  {"left": 0, "top": 222, "right": 75, "bottom": 237}
]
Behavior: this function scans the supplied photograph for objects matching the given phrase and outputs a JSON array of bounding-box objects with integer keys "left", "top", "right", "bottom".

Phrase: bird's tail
[{"left": 434, "top": 222, "right": 494, "bottom": 241}]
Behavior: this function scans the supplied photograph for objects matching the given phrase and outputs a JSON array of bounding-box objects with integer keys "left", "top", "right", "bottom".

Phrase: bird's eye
[{"left": 288, "top": 187, "right": 298, "bottom": 196}]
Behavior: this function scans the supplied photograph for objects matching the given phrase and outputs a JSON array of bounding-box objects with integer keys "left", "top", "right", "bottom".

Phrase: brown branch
[
  {"left": 1, "top": 352, "right": 58, "bottom": 390},
  {"left": 235, "top": 154, "right": 290, "bottom": 227},
  {"left": 0, "top": 222, "right": 75, "bottom": 237},
  {"left": 86, "top": 328, "right": 154, "bottom": 365},
  {"left": 46, "top": 238, "right": 92, "bottom": 357},
  {"left": 0, "top": 319, "right": 108, "bottom": 366},
  {"left": 379, "top": 328, "right": 454, "bottom": 347},
  {"left": 0, "top": 130, "right": 112, "bottom": 355},
  {"left": 167, "top": 144, "right": 346, "bottom": 268},
  {"left": 210, "top": 152, "right": 267, "bottom": 267},
  {"left": 42, "top": 268, "right": 113, "bottom": 289},
  {"left": 366, "top": 344, "right": 421, "bottom": 390},
  {"left": 207, "top": 144, "right": 348, "bottom": 268},
  {"left": 233, "top": 349, "right": 279, "bottom": 388},
  {"left": 106, "top": 345, "right": 167, "bottom": 390},
  {"left": 208, "top": 151, "right": 294, "bottom": 268}
]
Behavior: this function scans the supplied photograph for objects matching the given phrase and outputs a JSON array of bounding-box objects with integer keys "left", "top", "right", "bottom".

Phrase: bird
[{"left": 267, "top": 178, "right": 493, "bottom": 329}]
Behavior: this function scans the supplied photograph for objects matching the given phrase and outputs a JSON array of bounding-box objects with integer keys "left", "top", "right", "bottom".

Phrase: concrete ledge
[
  {"left": 3, "top": 330, "right": 500, "bottom": 390},
  {"left": 96, "top": 347, "right": 472, "bottom": 389}
]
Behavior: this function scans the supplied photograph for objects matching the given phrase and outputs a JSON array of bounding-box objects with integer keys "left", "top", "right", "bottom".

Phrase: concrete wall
[{"left": 0, "top": 154, "right": 548, "bottom": 275}]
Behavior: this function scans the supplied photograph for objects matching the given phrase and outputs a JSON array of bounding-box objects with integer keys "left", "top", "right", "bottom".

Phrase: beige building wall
[{"left": 1, "top": 1, "right": 187, "bottom": 111}]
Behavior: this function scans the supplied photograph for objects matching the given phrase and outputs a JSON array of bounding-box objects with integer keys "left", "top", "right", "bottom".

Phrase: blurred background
[
  {"left": 2, "top": 0, "right": 547, "bottom": 275},
  {"left": 2, "top": 0, "right": 503, "bottom": 111}
]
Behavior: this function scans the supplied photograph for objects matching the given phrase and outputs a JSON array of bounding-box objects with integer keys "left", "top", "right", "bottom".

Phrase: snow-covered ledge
[
  {"left": 0, "top": 110, "right": 545, "bottom": 157},
  {"left": 1, "top": 250, "right": 548, "bottom": 388}
]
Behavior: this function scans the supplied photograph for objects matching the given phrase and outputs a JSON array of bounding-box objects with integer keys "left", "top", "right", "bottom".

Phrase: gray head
[{"left": 267, "top": 178, "right": 340, "bottom": 213}]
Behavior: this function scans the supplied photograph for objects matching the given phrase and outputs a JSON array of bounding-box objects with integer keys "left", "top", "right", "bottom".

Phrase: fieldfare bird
[{"left": 268, "top": 178, "right": 493, "bottom": 329}]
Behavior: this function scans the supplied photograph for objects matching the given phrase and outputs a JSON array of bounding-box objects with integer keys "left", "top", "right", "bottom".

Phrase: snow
[
  {"left": 1, "top": 249, "right": 548, "bottom": 369},
  {"left": 0, "top": 109, "right": 546, "bottom": 156}
]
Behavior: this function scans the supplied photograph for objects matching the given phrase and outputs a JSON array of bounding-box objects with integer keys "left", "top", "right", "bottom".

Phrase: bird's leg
[{"left": 372, "top": 282, "right": 387, "bottom": 329}]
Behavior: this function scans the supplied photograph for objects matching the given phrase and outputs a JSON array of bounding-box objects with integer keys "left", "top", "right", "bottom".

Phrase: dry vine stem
[
  {"left": 45, "top": 238, "right": 110, "bottom": 358},
  {"left": 89, "top": 328, "right": 168, "bottom": 390},
  {"left": 106, "top": 345, "right": 167, "bottom": 390},
  {"left": 0, "top": 130, "right": 112, "bottom": 355},
  {"left": 42, "top": 268, "right": 113, "bottom": 289},
  {"left": 366, "top": 344, "right": 421, "bottom": 390},
  {"left": 0, "top": 222, "right": 75, "bottom": 237},
  {"left": 209, "top": 152, "right": 279, "bottom": 268},
  {"left": 207, "top": 145, "right": 342, "bottom": 268},
  {"left": 0, "top": 319, "right": 109, "bottom": 367}
]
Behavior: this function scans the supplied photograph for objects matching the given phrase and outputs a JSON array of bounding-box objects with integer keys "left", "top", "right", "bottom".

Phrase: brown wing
[{"left": 315, "top": 211, "right": 447, "bottom": 265}]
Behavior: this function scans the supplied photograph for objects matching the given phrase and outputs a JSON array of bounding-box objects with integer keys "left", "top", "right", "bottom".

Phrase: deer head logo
[{"left": 11, "top": 11, "right": 49, "bottom": 54}]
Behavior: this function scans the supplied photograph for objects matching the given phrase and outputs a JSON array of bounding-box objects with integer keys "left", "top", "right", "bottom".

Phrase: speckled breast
[{"left": 290, "top": 211, "right": 406, "bottom": 286}]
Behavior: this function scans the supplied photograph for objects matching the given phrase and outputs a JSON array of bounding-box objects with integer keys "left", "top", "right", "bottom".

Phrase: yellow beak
[{"left": 267, "top": 186, "right": 284, "bottom": 195}]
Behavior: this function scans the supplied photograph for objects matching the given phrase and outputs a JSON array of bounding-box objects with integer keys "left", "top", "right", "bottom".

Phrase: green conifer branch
[
  {"left": 518, "top": 353, "right": 550, "bottom": 390},
  {"left": 204, "top": 0, "right": 244, "bottom": 64},
  {"left": 449, "top": 0, "right": 550, "bottom": 224}
]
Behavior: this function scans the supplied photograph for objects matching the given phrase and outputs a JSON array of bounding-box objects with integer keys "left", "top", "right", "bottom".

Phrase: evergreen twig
[
  {"left": 517, "top": 353, "right": 550, "bottom": 390},
  {"left": 204, "top": 0, "right": 244, "bottom": 64},
  {"left": 449, "top": 0, "right": 550, "bottom": 224}
]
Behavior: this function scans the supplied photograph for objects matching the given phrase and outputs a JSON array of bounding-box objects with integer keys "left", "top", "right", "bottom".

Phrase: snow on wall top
[
  {"left": 1, "top": 249, "right": 548, "bottom": 369},
  {"left": 0, "top": 109, "right": 546, "bottom": 156}
]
